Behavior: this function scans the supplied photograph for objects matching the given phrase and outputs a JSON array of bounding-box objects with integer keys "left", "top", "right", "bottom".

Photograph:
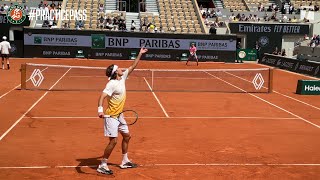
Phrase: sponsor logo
[
  {"left": 43, "top": 51, "right": 71, "bottom": 56},
  {"left": 91, "top": 34, "right": 105, "bottom": 49},
  {"left": 304, "top": 85, "right": 320, "bottom": 91},
  {"left": 34, "top": 36, "right": 78, "bottom": 45},
  {"left": 198, "top": 55, "right": 218, "bottom": 60},
  {"left": 295, "top": 62, "right": 299, "bottom": 70},
  {"left": 276, "top": 59, "right": 281, "bottom": 66},
  {"left": 299, "top": 65, "right": 314, "bottom": 72},
  {"left": 238, "top": 51, "right": 246, "bottom": 58},
  {"left": 252, "top": 73, "right": 264, "bottom": 90},
  {"left": 30, "top": 69, "right": 44, "bottom": 87},
  {"left": 34, "top": 37, "right": 42, "bottom": 44},
  {"left": 315, "top": 66, "right": 319, "bottom": 76},
  {"left": 7, "top": 4, "right": 26, "bottom": 24}
]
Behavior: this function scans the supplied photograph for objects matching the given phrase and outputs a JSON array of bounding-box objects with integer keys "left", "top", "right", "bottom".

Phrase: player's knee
[
  {"left": 109, "top": 137, "right": 118, "bottom": 146},
  {"left": 123, "top": 135, "right": 131, "bottom": 142}
]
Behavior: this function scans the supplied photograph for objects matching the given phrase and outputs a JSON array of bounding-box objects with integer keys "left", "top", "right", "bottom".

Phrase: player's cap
[{"left": 2, "top": 36, "right": 7, "bottom": 40}]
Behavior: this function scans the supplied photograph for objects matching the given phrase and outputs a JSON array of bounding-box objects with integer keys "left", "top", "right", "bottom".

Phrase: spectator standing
[
  {"left": 236, "top": 42, "right": 242, "bottom": 63},
  {"left": 281, "top": 49, "right": 286, "bottom": 56},
  {"left": 209, "top": 24, "right": 217, "bottom": 34},
  {"left": 131, "top": 20, "right": 136, "bottom": 32},
  {"left": 272, "top": 47, "right": 280, "bottom": 55},
  {"left": 255, "top": 41, "right": 261, "bottom": 60}
]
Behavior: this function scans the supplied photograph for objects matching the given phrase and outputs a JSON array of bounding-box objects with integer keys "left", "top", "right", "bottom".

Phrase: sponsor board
[
  {"left": 259, "top": 54, "right": 320, "bottom": 77},
  {"left": 25, "top": 34, "right": 236, "bottom": 51},
  {"left": 236, "top": 49, "right": 257, "bottom": 61},
  {"left": 230, "top": 23, "right": 310, "bottom": 34},
  {"left": 23, "top": 29, "right": 237, "bottom": 61},
  {"left": 25, "top": 34, "right": 89, "bottom": 47},
  {"left": 296, "top": 80, "right": 320, "bottom": 95}
]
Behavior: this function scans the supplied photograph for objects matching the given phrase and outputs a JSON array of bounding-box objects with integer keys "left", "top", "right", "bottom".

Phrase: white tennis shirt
[
  {"left": 0, "top": 41, "right": 11, "bottom": 55},
  {"left": 103, "top": 69, "right": 129, "bottom": 115}
]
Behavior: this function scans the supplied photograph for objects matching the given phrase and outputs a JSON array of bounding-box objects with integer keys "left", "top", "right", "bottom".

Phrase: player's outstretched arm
[{"left": 127, "top": 47, "right": 148, "bottom": 75}]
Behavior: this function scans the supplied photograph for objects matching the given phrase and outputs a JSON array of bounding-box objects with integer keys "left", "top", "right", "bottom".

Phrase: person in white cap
[
  {"left": 96, "top": 47, "right": 148, "bottom": 175},
  {"left": 0, "top": 36, "right": 11, "bottom": 70}
]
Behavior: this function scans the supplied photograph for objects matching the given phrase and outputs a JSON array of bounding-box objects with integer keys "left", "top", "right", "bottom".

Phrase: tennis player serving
[
  {"left": 97, "top": 47, "right": 148, "bottom": 175},
  {"left": 186, "top": 43, "right": 199, "bottom": 66}
]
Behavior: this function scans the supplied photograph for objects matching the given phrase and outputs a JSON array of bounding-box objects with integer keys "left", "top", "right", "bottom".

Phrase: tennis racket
[{"left": 104, "top": 110, "right": 138, "bottom": 125}]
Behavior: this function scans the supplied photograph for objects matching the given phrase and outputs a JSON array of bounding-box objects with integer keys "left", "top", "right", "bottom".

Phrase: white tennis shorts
[
  {"left": 104, "top": 114, "right": 129, "bottom": 137},
  {"left": 190, "top": 53, "right": 197, "bottom": 59}
]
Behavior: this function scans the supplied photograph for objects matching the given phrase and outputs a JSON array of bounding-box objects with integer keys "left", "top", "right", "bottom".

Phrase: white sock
[
  {"left": 100, "top": 158, "right": 109, "bottom": 170},
  {"left": 122, "top": 153, "right": 130, "bottom": 164}
]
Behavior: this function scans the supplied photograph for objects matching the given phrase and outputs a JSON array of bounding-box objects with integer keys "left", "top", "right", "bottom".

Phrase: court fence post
[{"left": 20, "top": 64, "right": 27, "bottom": 90}]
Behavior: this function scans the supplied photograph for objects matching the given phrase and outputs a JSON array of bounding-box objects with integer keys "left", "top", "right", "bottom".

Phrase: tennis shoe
[
  {"left": 120, "top": 161, "right": 138, "bottom": 169},
  {"left": 97, "top": 165, "right": 113, "bottom": 175}
]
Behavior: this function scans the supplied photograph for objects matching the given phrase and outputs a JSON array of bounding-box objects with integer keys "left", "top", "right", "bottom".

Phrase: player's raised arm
[{"left": 127, "top": 47, "right": 148, "bottom": 75}]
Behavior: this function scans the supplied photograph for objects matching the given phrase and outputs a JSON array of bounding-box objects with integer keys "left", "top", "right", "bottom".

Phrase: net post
[
  {"left": 151, "top": 70, "right": 154, "bottom": 90},
  {"left": 268, "top": 68, "right": 274, "bottom": 93},
  {"left": 20, "top": 64, "right": 27, "bottom": 90}
]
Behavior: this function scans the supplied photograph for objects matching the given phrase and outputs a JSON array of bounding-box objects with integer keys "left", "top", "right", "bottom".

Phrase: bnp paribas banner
[{"left": 24, "top": 34, "right": 236, "bottom": 51}]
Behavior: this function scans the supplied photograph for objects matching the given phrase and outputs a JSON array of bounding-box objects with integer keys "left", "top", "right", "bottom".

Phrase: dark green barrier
[
  {"left": 237, "top": 49, "right": 257, "bottom": 61},
  {"left": 259, "top": 54, "right": 320, "bottom": 78},
  {"left": 229, "top": 22, "right": 310, "bottom": 57},
  {"left": 296, "top": 80, "right": 320, "bottom": 95}
]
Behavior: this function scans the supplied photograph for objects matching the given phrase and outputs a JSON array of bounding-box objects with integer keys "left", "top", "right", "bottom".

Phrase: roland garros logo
[{"left": 7, "top": 4, "right": 26, "bottom": 24}]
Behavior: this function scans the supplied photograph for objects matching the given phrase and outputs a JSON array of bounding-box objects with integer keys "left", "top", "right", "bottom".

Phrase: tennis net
[{"left": 21, "top": 63, "right": 273, "bottom": 93}]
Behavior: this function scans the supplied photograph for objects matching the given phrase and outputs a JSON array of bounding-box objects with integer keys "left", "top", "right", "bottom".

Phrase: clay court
[{"left": 0, "top": 58, "right": 320, "bottom": 179}]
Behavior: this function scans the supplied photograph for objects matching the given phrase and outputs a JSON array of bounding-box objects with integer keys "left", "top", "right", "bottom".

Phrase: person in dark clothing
[
  {"left": 209, "top": 25, "right": 216, "bottom": 34},
  {"left": 255, "top": 41, "right": 261, "bottom": 60},
  {"left": 236, "top": 42, "right": 243, "bottom": 63}
]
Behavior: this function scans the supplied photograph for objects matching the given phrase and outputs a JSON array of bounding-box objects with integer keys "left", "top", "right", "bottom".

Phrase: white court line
[
  {"left": 143, "top": 77, "right": 169, "bottom": 118},
  {"left": 1, "top": 163, "right": 320, "bottom": 169},
  {"left": 224, "top": 71, "right": 320, "bottom": 111},
  {"left": 0, "top": 68, "right": 72, "bottom": 141},
  {"left": 22, "top": 116, "right": 299, "bottom": 120},
  {"left": 204, "top": 71, "right": 320, "bottom": 129},
  {"left": 0, "top": 67, "right": 49, "bottom": 100}
]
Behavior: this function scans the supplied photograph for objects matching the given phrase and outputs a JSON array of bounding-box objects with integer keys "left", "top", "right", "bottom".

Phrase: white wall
[
  {"left": 300, "top": 11, "right": 320, "bottom": 21},
  {"left": 282, "top": 35, "right": 304, "bottom": 57},
  {"left": 311, "top": 22, "right": 320, "bottom": 35}
]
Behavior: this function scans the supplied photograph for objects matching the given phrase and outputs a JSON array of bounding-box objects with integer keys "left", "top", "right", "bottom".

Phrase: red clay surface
[{"left": 0, "top": 58, "right": 320, "bottom": 179}]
